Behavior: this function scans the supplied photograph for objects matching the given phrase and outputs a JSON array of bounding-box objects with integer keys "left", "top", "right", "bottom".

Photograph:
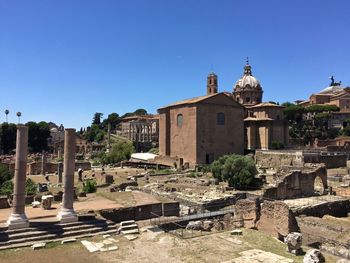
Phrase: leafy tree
[
  {"left": 26, "top": 121, "right": 51, "bottom": 153},
  {"left": 283, "top": 103, "right": 305, "bottom": 124},
  {"left": 0, "top": 163, "right": 13, "bottom": 186},
  {"left": 211, "top": 154, "right": 257, "bottom": 189},
  {"left": 101, "top": 112, "right": 120, "bottom": 131},
  {"left": 305, "top": 104, "right": 339, "bottom": 113},
  {"left": 0, "top": 123, "right": 17, "bottom": 154},
  {"left": 84, "top": 124, "right": 102, "bottom": 142},
  {"left": 92, "top": 113, "right": 103, "bottom": 126},
  {"left": 103, "top": 141, "right": 135, "bottom": 164},
  {"left": 134, "top": 109, "right": 147, "bottom": 116},
  {"left": 121, "top": 109, "right": 148, "bottom": 119}
]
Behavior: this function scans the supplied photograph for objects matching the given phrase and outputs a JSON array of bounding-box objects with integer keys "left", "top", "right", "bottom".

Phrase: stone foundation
[
  {"left": 234, "top": 198, "right": 260, "bottom": 228},
  {"left": 257, "top": 200, "right": 299, "bottom": 238}
]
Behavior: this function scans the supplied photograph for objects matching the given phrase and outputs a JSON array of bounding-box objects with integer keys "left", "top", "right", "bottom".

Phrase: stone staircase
[
  {"left": 119, "top": 220, "right": 139, "bottom": 235},
  {"left": 0, "top": 218, "right": 119, "bottom": 250}
]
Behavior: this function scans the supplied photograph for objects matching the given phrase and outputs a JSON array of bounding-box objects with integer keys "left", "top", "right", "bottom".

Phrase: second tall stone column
[{"left": 57, "top": 128, "right": 78, "bottom": 223}]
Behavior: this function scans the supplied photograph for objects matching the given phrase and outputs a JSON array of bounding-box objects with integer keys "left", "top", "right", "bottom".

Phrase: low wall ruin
[
  {"left": 99, "top": 202, "right": 180, "bottom": 222},
  {"left": 255, "top": 150, "right": 347, "bottom": 169},
  {"left": 256, "top": 200, "right": 300, "bottom": 238},
  {"left": 297, "top": 216, "right": 350, "bottom": 259},
  {"left": 263, "top": 165, "right": 328, "bottom": 200}
]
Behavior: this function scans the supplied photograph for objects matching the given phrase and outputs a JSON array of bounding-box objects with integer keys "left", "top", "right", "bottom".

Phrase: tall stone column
[
  {"left": 57, "top": 128, "right": 78, "bottom": 223},
  {"left": 7, "top": 125, "right": 29, "bottom": 229}
]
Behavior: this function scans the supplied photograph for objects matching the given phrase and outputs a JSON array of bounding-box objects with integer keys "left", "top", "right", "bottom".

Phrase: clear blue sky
[{"left": 1, "top": 0, "right": 349, "bottom": 129}]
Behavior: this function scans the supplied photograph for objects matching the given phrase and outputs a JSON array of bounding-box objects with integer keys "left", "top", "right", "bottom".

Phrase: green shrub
[
  {"left": 103, "top": 141, "right": 135, "bottom": 164},
  {"left": 25, "top": 178, "right": 38, "bottom": 195},
  {"left": 0, "top": 164, "right": 13, "bottom": 185},
  {"left": 210, "top": 154, "right": 257, "bottom": 189},
  {"left": 0, "top": 180, "right": 13, "bottom": 196},
  {"left": 83, "top": 179, "right": 97, "bottom": 193}
]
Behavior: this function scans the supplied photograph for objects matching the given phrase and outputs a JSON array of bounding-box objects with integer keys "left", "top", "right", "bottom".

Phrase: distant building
[
  {"left": 158, "top": 92, "right": 245, "bottom": 165},
  {"left": 157, "top": 60, "right": 289, "bottom": 166},
  {"left": 234, "top": 61, "right": 288, "bottom": 150},
  {"left": 120, "top": 114, "right": 159, "bottom": 151},
  {"left": 298, "top": 77, "right": 350, "bottom": 111},
  {"left": 245, "top": 103, "right": 289, "bottom": 150}
]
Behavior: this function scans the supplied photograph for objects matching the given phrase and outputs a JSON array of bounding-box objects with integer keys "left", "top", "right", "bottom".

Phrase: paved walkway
[{"left": 0, "top": 194, "right": 122, "bottom": 225}]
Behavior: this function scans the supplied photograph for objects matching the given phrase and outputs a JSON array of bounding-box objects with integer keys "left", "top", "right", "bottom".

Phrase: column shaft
[
  {"left": 7, "top": 125, "right": 29, "bottom": 229},
  {"left": 57, "top": 128, "right": 78, "bottom": 223}
]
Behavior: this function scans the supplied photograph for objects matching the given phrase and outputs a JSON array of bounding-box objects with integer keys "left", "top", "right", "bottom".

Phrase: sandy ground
[
  {"left": 0, "top": 229, "right": 340, "bottom": 263},
  {"left": 0, "top": 190, "right": 161, "bottom": 225}
]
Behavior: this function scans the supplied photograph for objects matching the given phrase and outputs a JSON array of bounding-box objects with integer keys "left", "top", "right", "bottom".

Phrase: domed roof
[
  {"left": 233, "top": 61, "right": 262, "bottom": 91},
  {"left": 319, "top": 85, "right": 343, "bottom": 94},
  {"left": 235, "top": 75, "right": 261, "bottom": 89}
]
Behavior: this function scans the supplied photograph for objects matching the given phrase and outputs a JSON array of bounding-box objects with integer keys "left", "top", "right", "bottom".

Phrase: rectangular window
[{"left": 217, "top": 112, "right": 225, "bottom": 125}]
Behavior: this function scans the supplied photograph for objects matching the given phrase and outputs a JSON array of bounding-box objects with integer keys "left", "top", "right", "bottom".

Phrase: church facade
[{"left": 157, "top": 61, "right": 289, "bottom": 166}]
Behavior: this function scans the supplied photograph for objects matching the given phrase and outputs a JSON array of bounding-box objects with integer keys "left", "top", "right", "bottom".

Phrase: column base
[
  {"left": 7, "top": 213, "right": 29, "bottom": 230},
  {"left": 57, "top": 208, "right": 78, "bottom": 223}
]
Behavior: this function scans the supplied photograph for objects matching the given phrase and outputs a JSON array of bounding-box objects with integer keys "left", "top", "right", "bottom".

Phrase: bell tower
[{"left": 207, "top": 72, "right": 218, "bottom": 95}]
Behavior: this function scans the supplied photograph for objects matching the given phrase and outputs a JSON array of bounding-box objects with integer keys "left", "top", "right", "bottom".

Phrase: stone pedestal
[
  {"left": 7, "top": 213, "right": 29, "bottom": 230},
  {"left": 57, "top": 129, "right": 78, "bottom": 223},
  {"left": 7, "top": 125, "right": 29, "bottom": 229}
]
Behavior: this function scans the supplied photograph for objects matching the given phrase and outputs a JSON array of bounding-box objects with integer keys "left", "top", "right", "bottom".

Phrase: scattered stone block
[
  {"left": 108, "top": 246, "right": 118, "bottom": 251},
  {"left": 81, "top": 240, "right": 101, "bottom": 253},
  {"left": 61, "top": 238, "right": 77, "bottom": 244},
  {"left": 107, "top": 237, "right": 118, "bottom": 243},
  {"left": 124, "top": 235, "right": 138, "bottom": 241},
  {"left": 303, "top": 249, "right": 325, "bottom": 263},
  {"left": 284, "top": 232, "right": 303, "bottom": 255},
  {"left": 41, "top": 195, "right": 53, "bottom": 210},
  {"left": 230, "top": 229, "right": 243, "bottom": 236},
  {"left": 102, "top": 240, "right": 113, "bottom": 245},
  {"left": 202, "top": 220, "right": 214, "bottom": 231},
  {"left": 103, "top": 234, "right": 111, "bottom": 238},
  {"left": 32, "top": 201, "right": 41, "bottom": 208},
  {"left": 32, "top": 242, "right": 46, "bottom": 250},
  {"left": 186, "top": 220, "right": 203, "bottom": 231}
]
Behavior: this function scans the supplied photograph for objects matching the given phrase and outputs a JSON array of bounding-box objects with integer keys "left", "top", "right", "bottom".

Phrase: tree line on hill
[
  {"left": 0, "top": 121, "right": 51, "bottom": 154},
  {"left": 81, "top": 108, "right": 148, "bottom": 143},
  {"left": 282, "top": 102, "right": 346, "bottom": 144}
]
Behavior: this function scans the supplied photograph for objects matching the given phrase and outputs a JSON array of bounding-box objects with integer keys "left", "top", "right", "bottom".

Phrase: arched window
[
  {"left": 177, "top": 114, "right": 183, "bottom": 127},
  {"left": 217, "top": 112, "right": 225, "bottom": 125}
]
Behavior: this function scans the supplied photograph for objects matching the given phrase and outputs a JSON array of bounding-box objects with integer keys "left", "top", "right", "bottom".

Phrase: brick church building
[{"left": 157, "top": 61, "right": 289, "bottom": 166}]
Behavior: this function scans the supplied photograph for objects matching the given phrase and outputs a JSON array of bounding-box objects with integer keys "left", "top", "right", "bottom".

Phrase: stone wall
[
  {"left": 234, "top": 198, "right": 260, "bottom": 228},
  {"left": 163, "top": 202, "right": 180, "bottom": 216},
  {"left": 99, "top": 202, "right": 179, "bottom": 222},
  {"left": 256, "top": 150, "right": 347, "bottom": 169},
  {"left": 263, "top": 165, "right": 328, "bottom": 200},
  {"left": 255, "top": 150, "right": 304, "bottom": 168},
  {"left": 27, "top": 161, "right": 91, "bottom": 175},
  {"left": 297, "top": 216, "right": 350, "bottom": 259},
  {"left": 256, "top": 200, "right": 299, "bottom": 238},
  {"left": 292, "top": 198, "right": 350, "bottom": 217}
]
